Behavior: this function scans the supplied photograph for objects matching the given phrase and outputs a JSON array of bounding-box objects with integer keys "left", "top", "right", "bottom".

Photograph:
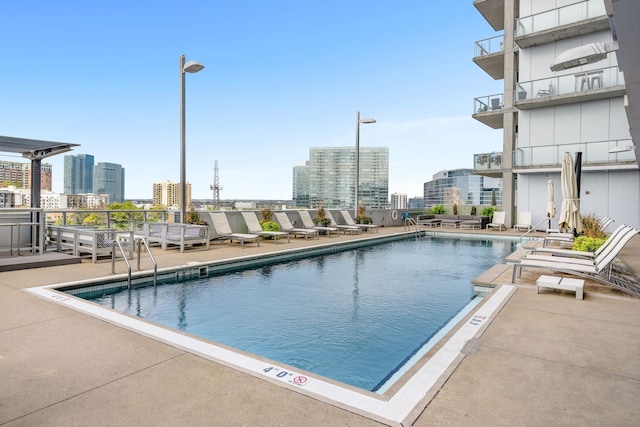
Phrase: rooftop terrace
[{"left": 1, "top": 226, "right": 639, "bottom": 426}]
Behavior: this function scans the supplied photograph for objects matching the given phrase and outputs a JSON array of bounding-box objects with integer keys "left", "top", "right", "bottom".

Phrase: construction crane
[{"left": 210, "top": 160, "right": 223, "bottom": 210}]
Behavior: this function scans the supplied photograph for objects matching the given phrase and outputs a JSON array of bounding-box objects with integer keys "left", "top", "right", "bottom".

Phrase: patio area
[{"left": 1, "top": 226, "right": 639, "bottom": 426}]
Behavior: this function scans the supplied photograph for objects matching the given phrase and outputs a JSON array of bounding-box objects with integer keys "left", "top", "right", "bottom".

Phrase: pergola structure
[{"left": 0, "top": 135, "right": 79, "bottom": 207}]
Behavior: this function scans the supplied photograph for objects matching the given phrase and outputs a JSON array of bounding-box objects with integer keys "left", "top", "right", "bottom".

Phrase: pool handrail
[
  {"left": 112, "top": 239, "right": 132, "bottom": 289},
  {"left": 136, "top": 236, "right": 157, "bottom": 286}
]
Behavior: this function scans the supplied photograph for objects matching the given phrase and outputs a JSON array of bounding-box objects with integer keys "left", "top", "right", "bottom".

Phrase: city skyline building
[
  {"left": 93, "top": 162, "right": 125, "bottom": 204},
  {"left": 301, "top": 146, "right": 389, "bottom": 209},
  {"left": 472, "top": 0, "right": 638, "bottom": 228},
  {"left": 424, "top": 169, "right": 502, "bottom": 209},
  {"left": 0, "top": 160, "right": 52, "bottom": 191},
  {"left": 390, "top": 192, "right": 408, "bottom": 209},
  {"left": 153, "top": 181, "right": 191, "bottom": 208},
  {"left": 292, "top": 161, "right": 310, "bottom": 207},
  {"left": 63, "top": 154, "right": 94, "bottom": 194}
]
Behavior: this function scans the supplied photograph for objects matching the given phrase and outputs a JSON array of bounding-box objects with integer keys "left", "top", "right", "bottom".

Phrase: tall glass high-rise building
[
  {"left": 63, "top": 154, "right": 94, "bottom": 194},
  {"left": 292, "top": 161, "right": 310, "bottom": 207},
  {"left": 301, "top": 146, "right": 389, "bottom": 209},
  {"left": 93, "top": 162, "right": 125, "bottom": 203}
]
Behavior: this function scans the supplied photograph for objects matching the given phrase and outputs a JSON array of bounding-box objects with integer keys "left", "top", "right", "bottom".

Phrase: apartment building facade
[
  {"left": 472, "top": 0, "right": 638, "bottom": 228},
  {"left": 153, "top": 181, "right": 191, "bottom": 208},
  {"left": 299, "top": 147, "right": 389, "bottom": 209},
  {"left": 0, "top": 160, "right": 52, "bottom": 191}
]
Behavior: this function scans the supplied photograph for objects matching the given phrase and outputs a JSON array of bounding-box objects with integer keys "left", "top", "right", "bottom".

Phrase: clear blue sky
[{"left": 1, "top": 1, "right": 502, "bottom": 200}]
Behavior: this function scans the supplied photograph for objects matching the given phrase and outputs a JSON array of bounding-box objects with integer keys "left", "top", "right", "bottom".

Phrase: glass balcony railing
[
  {"left": 515, "top": 66, "right": 624, "bottom": 101},
  {"left": 513, "top": 140, "right": 635, "bottom": 168},
  {"left": 474, "top": 93, "right": 504, "bottom": 113},
  {"left": 474, "top": 35, "right": 504, "bottom": 57},
  {"left": 474, "top": 152, "right": 503, "bottom": 170},
  {"left": 516, "top": 0, "right": 607, "bottom": 37}
]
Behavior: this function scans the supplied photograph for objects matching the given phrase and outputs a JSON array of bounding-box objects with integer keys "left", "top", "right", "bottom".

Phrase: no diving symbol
[{"left": 292, "top": 376, "right": 308, "bottom": 386}]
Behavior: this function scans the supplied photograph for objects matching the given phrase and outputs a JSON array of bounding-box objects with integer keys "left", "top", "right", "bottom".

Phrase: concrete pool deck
[{"left": 1, "top": 227, "right": 639, "bottom": 426}]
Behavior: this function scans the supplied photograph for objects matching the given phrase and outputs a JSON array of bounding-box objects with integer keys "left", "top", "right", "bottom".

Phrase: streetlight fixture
[
  {"left": 179, "top": 54, "right": 205, "bottom": 223},
  {"left": 355, "top": 111, "right": 376, "bottom": 218}
]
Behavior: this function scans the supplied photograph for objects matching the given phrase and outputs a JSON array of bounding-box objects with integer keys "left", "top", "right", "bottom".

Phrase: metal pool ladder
[
  {"left": 112, "top": 237, "right": 157, "bottom": 289},
  {"left": 404, "top": 216, "right": 417, "bottom": 231},
  {"left": 519, "top": 217, "right": 549, "bottom": 249}
]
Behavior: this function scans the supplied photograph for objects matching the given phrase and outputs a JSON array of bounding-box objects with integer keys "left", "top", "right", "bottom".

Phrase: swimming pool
[{"left": 68, "top": 234, "right": 517, "bottom": 393}]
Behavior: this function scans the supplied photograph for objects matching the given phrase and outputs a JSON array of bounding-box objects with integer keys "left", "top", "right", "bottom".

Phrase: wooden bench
[{"left": 536, "top": 275, "right": 584, "bottom": 300}]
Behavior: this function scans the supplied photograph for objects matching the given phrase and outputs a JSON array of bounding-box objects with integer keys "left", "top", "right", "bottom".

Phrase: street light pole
[
  {"left": 179, "top": 54, "right": 204, "bottom": 223},
  {"left": 354, "top": 111, "right": 376, "bottom": 218}
]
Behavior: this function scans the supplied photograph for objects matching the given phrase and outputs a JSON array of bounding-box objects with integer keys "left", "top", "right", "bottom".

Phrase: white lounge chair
[
  {"left": 486, "top": 211, "right": 506, "bottom": 231},
  {"left": 512, "top": 227, "right": 640, "bottom": 297},
  {"left": 298, "top": 210, "right": 339, "bottom": 238},
  {"left": 544, "top": 216, "right": 614, "bottom": 247},
  {"left": 209, "top": 212, "right": 260, "bottom": 248},
  {"left": 339, "top": 210, "right": 379, "bottom": 233},
  {"left": 532, "top": 224, "right": 631, "bottom": 259},
  {"left": 241, "top": 211, "right": 290, "bottom": 244},
  {"left": 325, "top": 211, "right": 361, "bottom": 235},
  {"left": 514, "top": 211, "right": 532, "bottom": 231},
  {"left": 273, "top": 212, "right": 319, "bottom": 240}
]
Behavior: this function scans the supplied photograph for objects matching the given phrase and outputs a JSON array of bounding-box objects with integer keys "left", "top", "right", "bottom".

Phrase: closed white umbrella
[
  {"left": 558, "top": 153, "right": 582, "bottom": 234},
  {"left": 546, "top": 178, "right": 556, "bottom": 230}
]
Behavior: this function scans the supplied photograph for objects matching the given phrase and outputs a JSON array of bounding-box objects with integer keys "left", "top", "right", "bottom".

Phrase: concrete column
[{"left": 501, "top": 0, "right": 517, "bottom": 228}]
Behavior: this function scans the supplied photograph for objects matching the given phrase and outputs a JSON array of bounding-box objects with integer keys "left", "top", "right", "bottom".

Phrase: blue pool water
[{"left": 82, "top": 235, "right": 516, "bottom": 391}]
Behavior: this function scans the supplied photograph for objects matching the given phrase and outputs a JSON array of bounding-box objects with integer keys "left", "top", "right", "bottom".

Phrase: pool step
[{"left": 472, "top": 263, "right": 511, "bottom": 286}]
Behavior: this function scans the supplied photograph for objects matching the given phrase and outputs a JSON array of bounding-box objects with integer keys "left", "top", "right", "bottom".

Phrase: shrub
[
  {"left": 355, "top": 206, "right": 371, "bottom": 224},
  {"left": 573, "top": 236, "right": 606, "bottom": 252},
  {"left": 313, "top": 206, "right": 331, "bottom": 227},
  {"left": 260, "top": 208, "right": 273, "bottom": 223},
  {"left": 357, "top": 216, "right": 373, "bottom": 224},
  {"left": 429, "top": 205, "right": 447, "bottom": 214},
  {"left": 453, "top": 203, "right": 458, "bottom": 215},
  {"left": 581, "top": 213, "right": 607, "bottom": 239},
  {"left": 480, "top": 206, "right": 496, "bottom": 221},
  {"left": 260, "top": 221, "right": 281, "bottom": 232},
  {"left": 185, "top": 207, "right": 208, "bottom": 225}
]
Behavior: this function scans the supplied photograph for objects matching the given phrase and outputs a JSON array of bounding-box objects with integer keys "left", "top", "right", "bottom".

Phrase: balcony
[
  {"left": 515, "top": 66, "right": 625, "bottom": 109},
  {"left": 472, "top": 93, "right": 504, "bottom": 129},
  {"left": 473, "top": 152, "right": 504, "bottom": 178},
  {"left": 513, "top": 139, "right": 636, "bottom": 170},
  {"left": 515, "top": 0, "right": 609, "bottom": 48},
  {"left": 473, "top": 0, "right": 505, "bottom": 32},
  {"left": 473, "top": 35, "right": 505, "bottom": 80}
]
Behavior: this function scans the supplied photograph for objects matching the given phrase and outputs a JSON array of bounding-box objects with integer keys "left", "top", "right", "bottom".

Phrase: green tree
[
  {"left": 147, "top": 205, "right": 167, "bottom": 222},
  {"left": 83, "top": 213, "right": 102, "bottom": 226},
  {"left": 108, "top": 201, "right": 143, "bottom": 229},
  {"left": 429, "top": 205, "right": 447, "bottom": 214}
]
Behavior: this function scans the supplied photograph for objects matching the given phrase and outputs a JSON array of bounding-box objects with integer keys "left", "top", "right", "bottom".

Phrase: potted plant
[
  {"left": 355, "top": 205, "right": 373, "bottom": 224},
  {"left": 185, "top": 206, "right": 208, "bottom": 225},
  {"left": 255, "top": 208, "right": 280, "bottom": 238},
  {"left": 480, "top": 206, "right": 496, "bottom": 222},
  {"left": 313, "top": 206, "right": 331, "bottom": 227}
]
